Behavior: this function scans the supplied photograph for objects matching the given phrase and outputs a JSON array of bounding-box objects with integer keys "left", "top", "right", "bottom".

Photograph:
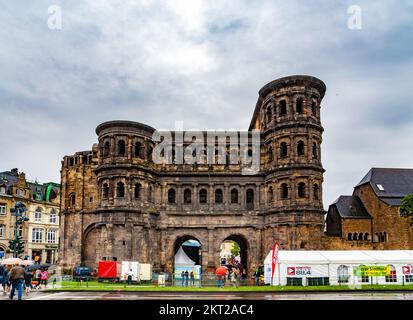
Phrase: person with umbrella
[
  {"left": 9, "top": 263, "right": 25, "bottom": 300},
  {"left": 215, "top": 266, "right": 228, "bottom": 288}
]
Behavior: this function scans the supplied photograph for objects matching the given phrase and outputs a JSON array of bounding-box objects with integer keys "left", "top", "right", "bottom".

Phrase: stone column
[
  {"left": 207, "top": 227, "right": 215, "bottom": 271},
  {"left": 208, "top": 184, "right": 214, "bottom": 211},
  {"left": 192, "top": 184, "right": 198, "bottom": 211},
  {"left": 224, "top": 183, "right": 229, "bottom": 212}
]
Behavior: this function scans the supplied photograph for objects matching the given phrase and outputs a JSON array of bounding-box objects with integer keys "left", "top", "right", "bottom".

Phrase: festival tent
[
  {"left": 264, "top": 250, "right": 413, "bottom": 286},
  {"left": 174, "top": 246, "right": 196, "bottom": 267}
]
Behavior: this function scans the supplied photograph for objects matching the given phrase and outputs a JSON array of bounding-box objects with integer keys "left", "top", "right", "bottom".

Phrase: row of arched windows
[
  {"left": 346, "top": 232, "right": 387, "bottom": 242},
  {"left": 267, "top": 141, "right": 319, "bottom": 161},
  {"left": 167, "top": 188, "right": 254, "bottom": 207},
  {"left": 102, "top": 140, "right": 153, "bottom": 159},
  {"left": 347, "top": 232, "right": 370, "bottom": 241},
  {"left": 101, "top": 182, "right": 153, "bottom": 202},
  {"left": 271, "top": 182, "right": 320, "bottom": 200},
  {"left": 264, "top": 97, "right": 318, "bottom": 124}
]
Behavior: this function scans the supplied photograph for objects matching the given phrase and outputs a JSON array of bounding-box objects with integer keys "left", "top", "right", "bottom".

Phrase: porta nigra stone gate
[{"left": 59, "top": 75, "right": 327, "bottom": 276}]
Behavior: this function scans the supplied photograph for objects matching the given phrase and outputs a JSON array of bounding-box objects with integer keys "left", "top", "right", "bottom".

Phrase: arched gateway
[{"left": 59, "top": 75, "right": 327, "bottom": 278}]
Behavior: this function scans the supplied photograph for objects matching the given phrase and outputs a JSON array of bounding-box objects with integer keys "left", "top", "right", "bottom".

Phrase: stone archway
[
  {"left": 173, "top": 235, "right": 202, "bottom": 268},
  {"left": 220, "top": 234, "right": 249, "bottom": 275},
  {"left": 82, "top": 224, "right": 100, "bottom": 268}
]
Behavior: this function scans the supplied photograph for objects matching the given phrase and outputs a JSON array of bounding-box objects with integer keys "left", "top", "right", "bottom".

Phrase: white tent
[
  {"left": 174, "top": 246, "right": 196, "bottom": 267},
  {"left": 264, "top": 250, "right": 413, "bottom": 286}
]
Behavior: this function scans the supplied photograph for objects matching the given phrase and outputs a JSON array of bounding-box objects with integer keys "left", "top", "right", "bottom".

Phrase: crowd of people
[
  {"left": 0, "top": 264, "right": 49, "bottom": 300},
  {"left": 180, "top": 270, "right": 195, "bottom": 286}
]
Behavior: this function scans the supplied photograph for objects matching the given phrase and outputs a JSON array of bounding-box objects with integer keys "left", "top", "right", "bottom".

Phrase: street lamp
[{"left": 9, "top": 201, "right": 29, "bottom": 258}]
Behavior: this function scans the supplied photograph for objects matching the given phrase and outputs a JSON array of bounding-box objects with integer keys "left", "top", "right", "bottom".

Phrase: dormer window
[{"left": 0, "top": 186, "right": 5, "bottom": 194}]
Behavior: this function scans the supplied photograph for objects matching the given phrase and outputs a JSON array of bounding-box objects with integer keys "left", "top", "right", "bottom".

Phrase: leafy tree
[
  {"left": 231, "top": 242, "right": 240, "bottom": 258},
  {"left": 400, "top": 194, "right": 413, "bottom": 225}
]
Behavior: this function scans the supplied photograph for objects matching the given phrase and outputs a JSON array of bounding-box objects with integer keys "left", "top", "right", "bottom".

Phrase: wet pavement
[{"left": 2, "top": 290, "right": 413, "bottom": 300}]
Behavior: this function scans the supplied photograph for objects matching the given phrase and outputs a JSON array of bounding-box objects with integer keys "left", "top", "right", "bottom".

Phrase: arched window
[
  {"left": 69, "top": 194, "right": 76, "bottom": 208},
  {"left": 297, "top": 141, "right": 305, "bottom": 156},
  {"left": 358, "top": 233, "right": 363, "bottom": 241},
  {"left": 117, "top": 182, "right": 125, "bottom": 198},
  {"left": 353, "top": 233, "right": 358, "bottom": 241},
  {"left": 280, "top": 142, "right": 288, "bottom": 158},
  {"left": 168, "top": 188, "right": 176, "bottom": 204},
  {"left": 34, "top": 208, "right": 42, "bottom": 222},
  {"left": 311, "top": 101, "right": 317, "bottom": 116},
  {"left": 246, "top": 189, "right": 254, "bottom": 209},
  {"left": 348, "top": 233, "right": 352, "bottom": 241},
  {"left": 313, "top": 184, "right": 319, "bottom": 200},
  {"left": 337, "top": 265, "right": 349, "bottom": 283},
  {"left": 134, "top": 183, "right": 141, "bottom": 199},
  {"left": 199, "top": 189, "right": 208, "bottom": 204},
  {"left": 298, "top": 182, "right": 306, "bottom": 198},
  {"left": 103, "top": 141, "right": 110, "bottom": 157},
  {"left": 102, "top": 183, "right": 109, "bottom": 199},
  {"left": 268, "top": 146, "right": 273, "bottom": 162},
  {"left": 230, "top": 189, "right": 239, "bottom": 204},
  {"left": 281, "top": 183, "right": 289, "bottom": 199},
  {"left": 135, "top": 142, "right": 144, "bottom": 158},
  {"left": 215, "top": 189, "right": 223, "bottom": 204},
  {"left": 279, "top": 100, "right": 287, "bottom": 116},
  {"left": 358, "top": 264, "right": 369, "bottom": 283},
  {"left": 296, "top": 97, "right": 304, "bottom": 114},
  {"left": 385, "top": 265, "right": 397, "bottom": 283},
  {"left": 266, "top": 105, "right": 272, "bottom": 123},
  {"left": 184, "top": 188, "right": 192, "bottom": 204},
  {"left": 363, "top": 233, "right": 369, "bottom": 241},
  {"left": 118, "top": 140, "right": 126, "bottom": 156},
  {"left": 267, "top": 186, "right": 273, "bottom": 203},
  {"left": 312, "top": 143, "right": 318, "bottom": 159}
]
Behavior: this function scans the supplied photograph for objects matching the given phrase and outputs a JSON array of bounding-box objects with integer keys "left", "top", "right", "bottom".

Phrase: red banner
[{"left": 271, "top": 242, "right": 280, "bottom": 282}]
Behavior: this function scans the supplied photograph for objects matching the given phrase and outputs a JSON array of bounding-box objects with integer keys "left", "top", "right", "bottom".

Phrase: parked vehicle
[
  {"left": 73, "top": 266, "right": 92, "bottom": 281},
  {"left": 97, "top": 261, "right": 121, "bottom": 282}
]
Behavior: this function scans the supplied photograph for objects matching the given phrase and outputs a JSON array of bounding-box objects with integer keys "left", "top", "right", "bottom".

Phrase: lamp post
[{"left": 9, "top": 201, "right": 29, "bottom": 258}]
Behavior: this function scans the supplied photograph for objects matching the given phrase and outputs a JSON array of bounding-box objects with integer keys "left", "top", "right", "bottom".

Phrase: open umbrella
[
  {"left": 1, "top": 258, "right": 22, "bottom": 265},
  {"left": 215, "top": 266, "right": 228, "bottom": 276},
  {"left": 20, "top": 260, "right": 34, "bottom": 266}
]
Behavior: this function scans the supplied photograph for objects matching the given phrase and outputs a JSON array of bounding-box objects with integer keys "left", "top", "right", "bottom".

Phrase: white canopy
[
  {"left": 174, "top": 246, "right": 196, "bottom": 266},
  {"left": 265, "top": 250, "right": 413, "bottom": 265}
]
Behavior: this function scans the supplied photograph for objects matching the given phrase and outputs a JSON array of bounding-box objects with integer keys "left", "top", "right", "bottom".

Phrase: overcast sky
[{"left": 0, "top": 0, "right": 412, "bottom": 208}]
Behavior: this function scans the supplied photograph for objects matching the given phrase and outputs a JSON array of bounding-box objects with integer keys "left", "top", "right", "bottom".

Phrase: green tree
[
  {"left": 231, "top": 242, "right": 240, "bottom": 258},
  {"left": 400, "top": 194, "right": 413, "bottom": 225}
]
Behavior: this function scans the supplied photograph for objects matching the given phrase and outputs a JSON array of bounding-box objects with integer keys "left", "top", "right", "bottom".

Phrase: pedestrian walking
[
  {"left": 230, "top": 270, "right": 237, "bottom": 287},
  {"left": 184, "top": 270, "right": 189, "bottom": 287},
  {"left": 40, "top": 268, "right": 49, "bottom": 288},
  {"left": 24, "top": 267, "right": 33, "bottom": 294},
  {"left": 127, "top": 269, "right": 133, "bottom": 285},
  {"left": 181, "top": 271, "right": 185, "bottom": 286},
  {"left": 2, "top": 265, "right": 11, "bottom": 295},
  {"left": 34, "top": 268, "right": 42, "bottom": 289},
  {"left": 9, "top": 264, "right": 25, "bottom": 300},
  {"left": 190, "top": 271, "right": 195, "bottom": 286}
]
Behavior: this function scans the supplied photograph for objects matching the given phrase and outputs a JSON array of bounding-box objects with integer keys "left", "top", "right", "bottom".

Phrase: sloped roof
[
  {"left": 356, "top": 168, "right": 413, "bottom": 206},
  {"left": 331, "top": 195, "right": 371, "bottom": 218}
]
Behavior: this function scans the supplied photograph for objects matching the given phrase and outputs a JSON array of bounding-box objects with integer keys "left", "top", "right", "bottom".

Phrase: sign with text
[
  {"left": 287, "top": 266, "right": 311, "bottom": 276},
  {"left": 353, "top": 266, "right": 391, "bottom": 277},
  {"left": 402, "top": 266, "right": 413, "bottom": 275}
]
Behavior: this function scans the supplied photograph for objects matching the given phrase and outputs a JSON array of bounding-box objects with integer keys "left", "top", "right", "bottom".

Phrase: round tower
[
  {"left": 95, "top": 120, "right": 157, "bottom": 210},
  {"left": 252, "top": 75, "right": 326, "bottom": 250}
]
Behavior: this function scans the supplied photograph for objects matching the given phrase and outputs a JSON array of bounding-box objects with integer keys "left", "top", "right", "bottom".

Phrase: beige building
[{"left": 0, "top": 168, "right": 60, "bottom": 262}]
